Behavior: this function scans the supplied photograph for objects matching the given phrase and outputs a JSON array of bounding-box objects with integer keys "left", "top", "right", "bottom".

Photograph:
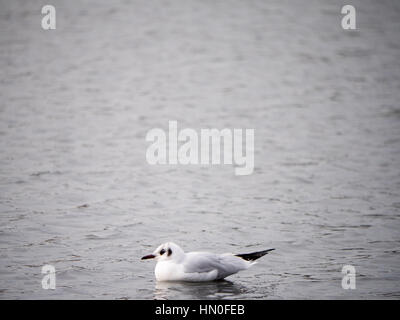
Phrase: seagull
[{"left": 141, "top": 242, "right": 275, "bottom": 282}]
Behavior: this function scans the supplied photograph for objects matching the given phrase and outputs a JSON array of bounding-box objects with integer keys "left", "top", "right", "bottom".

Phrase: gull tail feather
[{"left": 235, "top": 248, "right": 275, "bottom": 261}]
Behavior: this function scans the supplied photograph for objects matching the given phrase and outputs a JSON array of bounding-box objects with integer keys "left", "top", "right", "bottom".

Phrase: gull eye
[
  {"left": 167, "top": 248, "right": 172, "bottom": 256},
  {"left": 160, "top": 249, "right": 166, "bottom": 255}
]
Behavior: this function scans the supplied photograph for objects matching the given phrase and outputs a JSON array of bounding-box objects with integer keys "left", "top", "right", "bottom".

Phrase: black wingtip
[{"left": 235, "top": 248, "right": 275, "bottom": 261}]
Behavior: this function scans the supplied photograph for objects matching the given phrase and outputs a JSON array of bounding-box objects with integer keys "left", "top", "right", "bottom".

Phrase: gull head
[{"left": 141, "top": 242, "right": 185, "bottom": 262}]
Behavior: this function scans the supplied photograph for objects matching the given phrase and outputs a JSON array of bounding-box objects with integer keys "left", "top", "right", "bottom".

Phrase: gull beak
[{"left": 141, "top": 254, "right": 156, "bottom": 260}]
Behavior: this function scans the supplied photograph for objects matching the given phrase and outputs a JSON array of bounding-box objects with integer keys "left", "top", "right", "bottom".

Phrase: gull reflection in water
[{"left": 154, "top": 280, "right": 248, "bottom": 300}]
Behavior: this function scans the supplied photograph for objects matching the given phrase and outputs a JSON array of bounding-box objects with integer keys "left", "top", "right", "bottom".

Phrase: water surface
[{"left": 0, "top": 0, "right": 399, "bottom": 299}]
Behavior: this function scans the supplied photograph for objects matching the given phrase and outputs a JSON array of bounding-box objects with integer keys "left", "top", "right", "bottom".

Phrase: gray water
[{"left": 1, "top": 0, "right": 400, "bottom": 299}]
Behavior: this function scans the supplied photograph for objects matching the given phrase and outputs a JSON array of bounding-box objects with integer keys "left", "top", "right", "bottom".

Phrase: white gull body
[{"left": 141, "top": 242, "right": 274, "bottom": 282}]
